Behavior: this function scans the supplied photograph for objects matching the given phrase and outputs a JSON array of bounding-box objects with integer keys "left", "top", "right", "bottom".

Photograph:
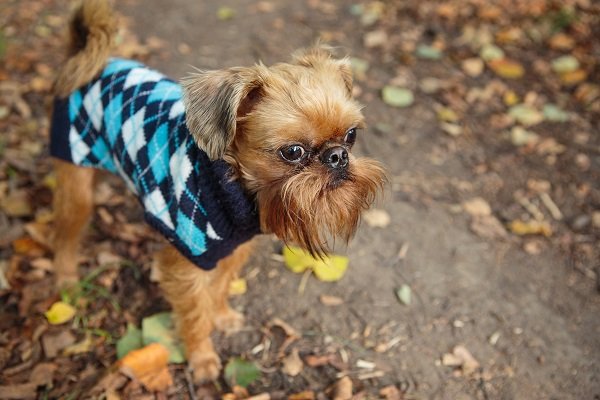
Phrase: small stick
[{"left": 539, "top": 192, "right": 563, "bottom": 221}]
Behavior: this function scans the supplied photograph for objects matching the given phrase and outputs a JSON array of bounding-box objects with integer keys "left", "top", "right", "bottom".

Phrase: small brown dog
[{"left": 50, "top": 0, "right": 385, "bottom": 382}]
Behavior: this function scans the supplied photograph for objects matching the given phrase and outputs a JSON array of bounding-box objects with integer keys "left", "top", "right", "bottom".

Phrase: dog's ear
[
  {"left": 292, "top": 46, "right": 353, "bottom": 95},
  {"left": 181, "top": 67, "right": 264, "bottom": 160}
]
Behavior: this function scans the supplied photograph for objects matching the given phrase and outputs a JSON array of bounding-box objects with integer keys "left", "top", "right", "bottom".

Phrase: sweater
[{"left": 50, "top": 58, "right": 260, "bottom": 269}]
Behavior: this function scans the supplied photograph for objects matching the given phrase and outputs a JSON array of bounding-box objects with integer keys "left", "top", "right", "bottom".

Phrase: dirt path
[
  {"left": 116, "top": 0, "right": 599, "bottom": 398},
  {"left": 1, "top": 0, "right": 599, "bottom": 399}
]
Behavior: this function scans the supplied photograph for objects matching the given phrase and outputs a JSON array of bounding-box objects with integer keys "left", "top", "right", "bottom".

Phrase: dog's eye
[
  {"left": 344, "top": 128, "right": 357, "bottom": 145},
  {"left": 279, "top": 145, "right": 306, "bottom": 163}
]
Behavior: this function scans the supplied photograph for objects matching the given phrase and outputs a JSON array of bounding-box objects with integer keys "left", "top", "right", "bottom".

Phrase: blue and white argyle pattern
[{"left": 50, "top": 58, "right": 260, "bottom": 269}]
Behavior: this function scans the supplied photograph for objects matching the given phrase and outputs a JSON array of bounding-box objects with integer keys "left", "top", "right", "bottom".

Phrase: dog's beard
[{"left": 256, "top": 158, "right": 385, "bottom": 256}]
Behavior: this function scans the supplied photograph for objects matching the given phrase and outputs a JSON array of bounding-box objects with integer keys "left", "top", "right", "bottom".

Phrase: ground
[{"left": 0, "top": 0, "right": 599, "bottom": 399}]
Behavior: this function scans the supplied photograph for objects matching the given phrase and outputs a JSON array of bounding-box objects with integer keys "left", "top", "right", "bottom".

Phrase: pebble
[{"left": 571, "top": 214, "right": 591, "bottom": 231}]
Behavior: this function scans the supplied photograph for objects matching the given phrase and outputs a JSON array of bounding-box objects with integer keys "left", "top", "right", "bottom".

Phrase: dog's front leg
[{"left": 156, "top": 241, "right": 253, "bottom": 382}]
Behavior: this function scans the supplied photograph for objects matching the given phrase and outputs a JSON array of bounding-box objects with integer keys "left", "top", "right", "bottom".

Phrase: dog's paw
[
  {"left": 189, "top": 351, "right": 222, "bottom": 383},
  {"left": 214, "top": 308, "right": 245, "bottom": 333}
]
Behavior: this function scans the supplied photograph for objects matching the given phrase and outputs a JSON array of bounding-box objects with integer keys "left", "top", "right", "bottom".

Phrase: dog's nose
[{"left": 320, "top": 146, "right": 349, "bottom": 169}]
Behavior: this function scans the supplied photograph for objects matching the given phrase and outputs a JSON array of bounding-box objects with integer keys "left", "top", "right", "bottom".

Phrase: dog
[{"left": 50, "top": 0, "right": 385, "bottom": 382}]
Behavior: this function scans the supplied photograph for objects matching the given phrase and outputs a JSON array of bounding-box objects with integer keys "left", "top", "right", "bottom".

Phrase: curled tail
[{"left": 53, "top": 0, "right": 116, "bottom": 97}]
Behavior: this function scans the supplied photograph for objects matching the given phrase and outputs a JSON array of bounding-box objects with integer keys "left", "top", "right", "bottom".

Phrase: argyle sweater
[{"left": 50, "top": 58, "right": 260, "bottom": 269}]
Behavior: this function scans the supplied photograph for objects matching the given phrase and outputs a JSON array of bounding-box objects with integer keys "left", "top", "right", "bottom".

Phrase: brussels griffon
[{"left": 50, "top": 0, "right": 385, "bottom": 382}]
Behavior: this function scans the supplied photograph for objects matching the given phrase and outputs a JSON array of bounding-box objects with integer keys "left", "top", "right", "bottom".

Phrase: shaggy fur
[{"left": 51, "top": 0, "right": 385, "bottom": 383}]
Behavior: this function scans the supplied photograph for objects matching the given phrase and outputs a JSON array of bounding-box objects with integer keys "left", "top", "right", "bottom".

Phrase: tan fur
[
  {"left": 50, "top": 0, "right": 385, "bottom": 384},
  {"left": 53, "top": 0, "right": 117, "bottom": 98}
]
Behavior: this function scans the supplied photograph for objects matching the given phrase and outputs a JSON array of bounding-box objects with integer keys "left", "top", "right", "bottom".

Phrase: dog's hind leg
[{"left": 52, "top": 159, "right": 95, "bottom": 288}]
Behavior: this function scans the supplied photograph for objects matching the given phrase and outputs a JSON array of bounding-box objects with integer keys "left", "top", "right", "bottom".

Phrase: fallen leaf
[
  {"left": 503, "top": 90, "right": 520, "bottom": 106},
  {"left": 29, "top": 362, "right": 57, "bottom": 386},
  {"left": 559, "top": 69, "right": 587, "bottom": 86},
  {"left": 380, "top": 385, "right": 403, "bottom": 400},
  {"left": 542, "top": 104, "right": 569, "bottom": 122},
  {"left": 440, "top": 122, "right": 463, "bottom": 137},
  {"left": 470, "top": 215, "right": 508, "bottom": 239},
  {"left": 45, "top": 301, "right": 76, "bottom": 325},
  {"left": 508, "top": 104, "right": 544, "bottom": 126},
  {"left": 282, "top": 348, "right": 303, "bottom": 377},
  {"left": 12, "top": 237, "right": 46, "bottom": 257},
  {"left": 0, "top": 383, "right": 38, "bottom": 400},
  {"left": 364, "top": 30, "right": 388, "bottom": 48},
  {"left": 119, "top": 343, "right": 173, "bottom": 392},
  {"left": 42, "top": 330, "right": 76, "bottom": 358},
  {"left": 363, "top": 208, "right": 390, "bottom": 228},
  {"left": 551, "top": 55, "right": 579, "bottom": 74},
  {"left": 217, "top": 6, "right": 235, "bottom": 20},
  {"left": 63, "top": 332, "right": 94, "bottom": 355},
  {"left": 382, "top": 86, "right": 414, "bottom": 108},
  {"left": 548, "top": 33, "right": 575, "bottom": 50},
  {"left": 436, "top": 107, "right": 459, "bottom": 122},
  {"left": 224, "top": 358, "right": 261, "bottom": 388},
  {"left": 332, "top": 376, "right": 353, "bottom": 400},
  {"left": 142, "top": 312, "right": 185, "bottom": 363},
  {"left": 229, "top": 278, "right": 247, "bottom": 296},
  {"left": 117, "top": 323, "right": 143, "bottom": 359},
  {"left": 462, "top": 197, "right": 492, "bottom": 217},
  {"left": 395, "top": 284, "right": 411, "bottom": 306},
  {"left": 508, "top": 220, "right": 552, "bottom": 237},
  {"left": 289, "top": 391, "right": 315, "bottom": 400},
  {"left": 462, "top": 58, "right": 484, "bottom": 77},
  {"left": 488, "top": 59, "right": 525, "bottom": 79},
  {"left": 319, "top": 294, "right": 344, "bottom": 306},
  {"left": 479, "top": 44, "right": 504, "bottom": 61},
  {"left": 283, "top": 246, "right": 349, "bottom": 282},
  {"left": 415, "top": 44, "right": 442, "bottom": 60},
  {"left": 0, "top": 191, "right": 32, "bottom": 217},
  {"left": 510, "top": 126, "right": 539, "bottom": 147}
]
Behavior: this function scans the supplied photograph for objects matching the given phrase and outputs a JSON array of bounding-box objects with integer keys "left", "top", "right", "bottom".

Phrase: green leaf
[
  {"left": 551, "top": 55, "right": 579, "bottom": 74},
  {"left": 543, "top": 104, "right": 569, "bottom": 122},
  {"left": 217, "top": 6, "right": 235, "bottom": 20},
  {"left": 142, "top": 312, "right": 186, "bottom": 363},
  {"left": 416, "top": 45, "right": 442, "bottom": 60},
  {"left": 396, "top": 284, "right": 412, "bottom": 306},
  {"left": 224, "top": 358, "right": 261, "bottom": 388},
  {"left": 479, "top": 44, "right": 504, "bottom": 61},
  {"left": 382, "top": 86, "right": 414, "bottom": 108},
  {"left": 508, "top": 104, "right": 544, "bottom": 126},
  {"left": 116, "top": 323, "right": 143, "bottom": 359}
]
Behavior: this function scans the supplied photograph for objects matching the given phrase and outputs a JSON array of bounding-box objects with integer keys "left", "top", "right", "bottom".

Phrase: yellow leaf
[
  {"left": 488, "top": 59, "right": 525, "bottom": 79},
  {"left": 283, "top": 246, "right": 314, "bottom": 273},
  {"left": 229, "top": 278, "right": 247, "bottom": 296},
  {"left": 283, "top": 246, "right": 349, "bottom": 282},
  {"left": 312, "top": 255, "right": 349, "bottom": 282},
  {"left": 45, "top": 301, "right": 76, "bottom": 325},
  {"left": 508, "top": 220, "right": 552, "bottom": 237}
]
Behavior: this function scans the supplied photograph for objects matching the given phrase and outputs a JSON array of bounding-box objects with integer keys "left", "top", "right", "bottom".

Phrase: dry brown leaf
[
  {"left": 42, "top": 330, "right": 76, "bottom": 358},
  {"left": 332, "top": 376, "right": 353, "bottom": 400},
  {"left": 319, "top": 295, "right": 344, "bottom": 306},
  {"left": 288, "top": 391, "right": 315, "bottom": 400},
  {"left": 12, "top": 237, "right": 46, "bottom": 257},
  {"left": 29, "top": 362, "right": 57, "bottom": 386},
  {"left": 470, "top": 215, "right": 507, "bottom": 239},
  {"left": 442, "top": 345, "right": 480, "bottom": 375},
  {"left": 379, "top": 385, "right": 403, "bottom": 400},
  {"left": 118, "top": 342, "right": 173, "bottom": 392},
  {"left": 462, "top": 197, "right": 491, "bottom": 217},
  {"left": 282, "top": 348, "right": 303, "bottom": 377}
]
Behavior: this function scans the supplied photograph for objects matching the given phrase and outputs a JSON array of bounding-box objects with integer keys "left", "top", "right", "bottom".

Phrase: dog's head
[{"left": 182, "top": 46, "right": 385, "bottom": 255}]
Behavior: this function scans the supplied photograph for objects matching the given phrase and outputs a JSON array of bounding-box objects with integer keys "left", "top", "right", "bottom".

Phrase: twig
[
  {"left": 539, "top": 192, "right": 563, "bottom": 220},
  {"left": 514, "top": 190, "right": 544, "bottom": 221}
]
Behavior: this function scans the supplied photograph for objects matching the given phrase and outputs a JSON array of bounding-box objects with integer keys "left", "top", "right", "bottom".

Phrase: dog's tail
[{"left": 53, "top": 0, "right": 117, "bottom": 98}]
